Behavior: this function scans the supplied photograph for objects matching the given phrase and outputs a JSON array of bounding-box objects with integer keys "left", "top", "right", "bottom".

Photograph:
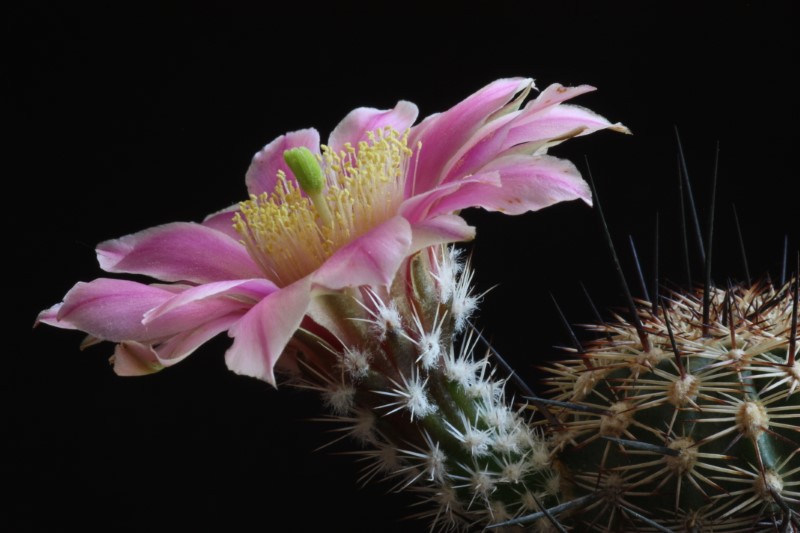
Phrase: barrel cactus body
[{"left": 541, "top": 280, "right": 799, "bottom": 531}]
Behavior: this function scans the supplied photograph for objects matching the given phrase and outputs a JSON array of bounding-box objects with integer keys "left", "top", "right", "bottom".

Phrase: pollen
[{"left": 234, "top": 128, "right": 412, "bottom": 286}]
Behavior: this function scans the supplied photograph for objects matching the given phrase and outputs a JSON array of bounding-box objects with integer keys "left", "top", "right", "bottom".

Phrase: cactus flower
[{"left": 38, "top": 77, "right": 626, "bottom": 385}]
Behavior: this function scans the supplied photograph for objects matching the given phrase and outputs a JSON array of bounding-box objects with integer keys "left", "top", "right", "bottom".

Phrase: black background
[{"left": 7, "top": 2, "right": 797, "bottom": 531}]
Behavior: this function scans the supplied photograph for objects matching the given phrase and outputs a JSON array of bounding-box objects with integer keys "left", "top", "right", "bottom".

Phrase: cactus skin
[{"left": 541, "top": 280, "right": 799, "bottom": 531}]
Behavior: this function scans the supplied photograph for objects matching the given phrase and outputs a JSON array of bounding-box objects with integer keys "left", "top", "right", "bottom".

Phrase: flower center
[{"left": 234, "top": 128, "right": 412, "bottom": 286}]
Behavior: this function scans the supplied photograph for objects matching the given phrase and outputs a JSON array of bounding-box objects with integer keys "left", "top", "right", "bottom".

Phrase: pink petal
[
  {"left": 522, "top": 83, "right": 597, "bottom": 115},
  {"left": 327, "top": 101, "right": 419, "bottom": 155},
  {"left": 400, "top": 172, "right": 502, "bottom": 223},
  {"left": 97, "top": 222, "right": 262, "bottom": 284},
  {"left": 438, "top": 113, "right": 520, "bottom": 185},
  {"left": 311, "top": 216, "right": 412, "bottom": 290},
  {"left": 202, "top": 204, "right": 241, "bottom": 240},
  {"left": 226, "top": 278, "right": 313, "bottom": 386},
  {"left": 155, "top": 312, "right": 243, "bottom": 366},
  {"left": 428, "top": 154, "right": 590, "bottom": 217},
  {"left": 502, "top": 103, "right": 630, "bottom": 152},
  {"left": 407, "top": 78, "right": 532, "bottom": 195},
  {"left": 53, "top": 279, "right": 174, "bottom": 341},
  {"left": 245, "top": 129, "right": 320, "bottom": 196},
  {"left": 111, "top": 341, "right": 163, "bottom": 376},
  {"left": 437, "top": 84, "right": 624, "bottom": 185},
  {"left": 143, "top": 279, "right": 277, "bottom": 324},
  {"left": 35, "top": 303, "right": 74, "bottom": 329},
  {"left": 409, "top": 214, "right": 476, "bottom": 253},
  {"left": 53, "top": 278, "right": 249, "bottom": 343}
]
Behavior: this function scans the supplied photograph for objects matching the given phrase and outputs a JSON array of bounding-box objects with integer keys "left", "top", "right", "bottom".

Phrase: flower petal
[
  {"left": 52, "top": 279, "right": 174, "bottom": 341},
  {"left": 400, "top": 172, "right": 502, "bottom": 223},
  {"left": 407, "top": 78, "right": 532, "bottom": 195},
  {"left": 225, "top": 278, "right": 313, "bottom": 386},
  {"left": 155, "top": 312, "right": 244, "bottom": 367},
  {"left": 437, "top": 84, "right": 625, "bottom": 186},
  {"left": 522, "top": 83, "right": 597, "bottom": 115},
  {"left": 111, "top": 341, "right": 163, "bottom": 376},
  {"left": 428, "top": 154, "right": 591, "bottom": 217},
  {"left": 409, "top": 214, "right": 476, "bottom": 253},
  {"left": 97, "top": 222, "right": 262, "bottom": 284},
  {"left": 201, "top": 204, "right": 241, "bottom": 240},
  {"left": 311, "top": 216, "right": 412, "bottom": 290},
  {"left": 327, "top": 101, "right": 419, "bottom": 155},
  {"left": 52, "top": 278, "right": 249, "bottom": 343},
  {"left": 142, "top": 279, "right": 277, "bottom": 325},
  {"left": 35, "top": 303, "right": 73, "bottom": 329},
  {"left": 502, "top": 103, "right": 630, "bottom": 153},
  {"left": 245, "top": 128, "right": 321, "bottom": 195}
]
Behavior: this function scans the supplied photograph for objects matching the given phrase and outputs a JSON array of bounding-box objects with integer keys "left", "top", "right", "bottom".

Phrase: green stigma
[
  {"left": 283, "top": 146, "right": 333, "bottom": 227},
  {"left": 284, "top": 147, "right": 325, "bottom": 195}
]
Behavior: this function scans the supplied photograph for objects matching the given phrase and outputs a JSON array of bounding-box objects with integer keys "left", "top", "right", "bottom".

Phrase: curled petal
[
  {"left": 111, "top": 341, "right": 163, "bottom": 376},
  {"left": 407, "top": 77, "right": 532, "bottom": 195},
  {"left": 143, "top": 279, "right": 277, "bottom": 324},
  {"left": 429, "top": 154, "right": 591, "bottom": 217},
  {"left": 327, "top": 101, "right": 419, "bottom": 155},
  {"left": 226, "top": 278, "right": 313, "bottom": 386},
  {"left": 155, "top": 312, "right": 244, "bottom": 367},
  {"left": 36, "top": 303, "right": 73, "bottom": 329},
  {"left": 400, "top": 172, "right": 502, "bottom": 223},
  {"left": 522, "top": 83, "right": 597, "bottom": 114},
  {"left": 311, "top": 216, "right": 412, "bottom": 290},
  {"left": 52, "top": 279, "right": 173, "bottom": 341},
  {"left": 52, "top": 278, "right": 248, "bottom": 343},
  {"left": 409, "top": 214, "right": 476, "bottom": 253},
  {"left": 97, "top": 222, "right": 262, "bottom": 284},
  {"left": 439, "top": 84, "right": 627, "bottom": 185},
  {"left": 502, "top": 103, "right": 631, "bottom": 153},
  {"left": 245, "top": 129, "right": 321, "bottom": 195},
  {"left": 202, "top": 204, "right": 241, "bottom": 240}
]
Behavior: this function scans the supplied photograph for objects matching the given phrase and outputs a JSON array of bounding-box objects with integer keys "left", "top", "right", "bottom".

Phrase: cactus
[
  {"left": 540, "top": 279, "right": 800, "bottom": 531},
  {"left": 289, "top": 252, "right": 799, "bottom": 531},
  {"left": 284, "top": 166, "right": 799, "bottom": 531},
  {"left": 285, "top": 246, "right": 561, "bottom": 531}
]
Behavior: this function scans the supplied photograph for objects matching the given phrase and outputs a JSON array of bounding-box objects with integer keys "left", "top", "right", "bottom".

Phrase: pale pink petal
[
  {"left": 427, "top": 154, "right": 591, "bottom": 217},
  {"left": 143, "top": 279, "right": 277, "bottom": 324},
  {"left": 97, "top": 222, "right": 262, "bottom": 284},
  {"left": 409, "top": 214, "right": 476, "bottom": 253},
  {"left": 53, "top": 279, "right": 173, "bottom": 341},
  {"left": 53, "top": 278, "right": 249, "bottom": 343},
  {"left": 155, "top": 312, "right": 244, "bottom": 366},
  {"left": 226, "top": 278, "right": 313, "bottom": 386},
  {"left": 202, "top": 204, "right": 240, "bottom": 240},
  {"left": 244, "top": 129, "right": 321, "bottom": 195},
  {"left": 438, "top": 113, "right": 520, "bottom": 185},
  {"left": 327, "top": 101, "right": 419, "bottom": 154},
  {"left": 522, "top": 83, "right": 597, "bottom": 115},
  {"left": 111, "top": 341, "right": 163, "bottom": 376},
  {"left": 400, "top": 172, "right": 502, "bottom": 223},
  {"left": 311, "top": 216, "right": 412, "bottom": 290},
  {"left": 502, "top": 104, "right": 630, "bottom": 152},
  {"left": 35, "top": 303, "right": 74, "bottom": 329},
  {"left": 407, "top": 78, "right": 532, "bottom": 195},
  {"left": 437, "top": 85, "right": 623, "bottom": 185}
]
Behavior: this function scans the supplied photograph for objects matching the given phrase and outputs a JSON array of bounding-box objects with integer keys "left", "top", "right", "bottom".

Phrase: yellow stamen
[{"left": 234, "top": 128, "right": 413, "bottom": 286}]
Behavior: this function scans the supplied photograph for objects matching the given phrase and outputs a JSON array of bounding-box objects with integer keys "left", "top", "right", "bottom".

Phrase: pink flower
[{"left": 38, "top": 78, "right": 627, "bottom": 385}]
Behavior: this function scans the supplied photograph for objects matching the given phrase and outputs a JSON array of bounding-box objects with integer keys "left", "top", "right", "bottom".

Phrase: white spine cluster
[{"left": 292, "top": 246, "right": 557, "bottom": 531}]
